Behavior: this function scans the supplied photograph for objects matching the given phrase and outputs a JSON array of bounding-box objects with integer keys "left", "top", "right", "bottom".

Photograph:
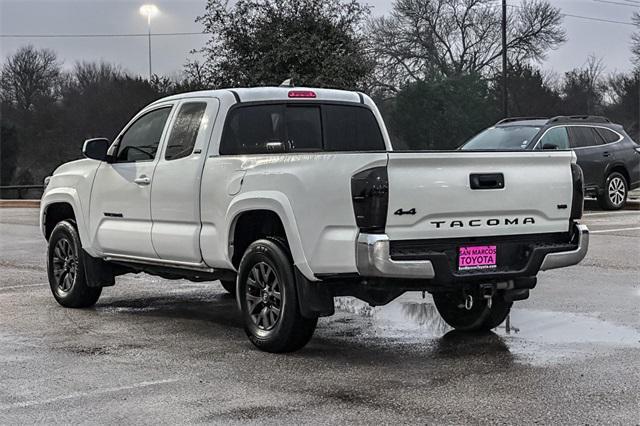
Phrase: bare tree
[
  {"left": 561, "top": 55, "right": 607, "bottom": 115},
  {"left": 70, "top": 61, "right": 124, "bottom": 91},
  {"left": 633, "top": 12, "right": 640, "bottom": 65},
  {"left": 0, "top": 45, "right": 61, "bottom": 112},
  {"left": 368, "top": 0, "right": 566, "bottom": 91}
]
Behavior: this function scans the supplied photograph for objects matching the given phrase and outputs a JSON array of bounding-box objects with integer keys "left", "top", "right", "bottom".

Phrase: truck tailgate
[{"left": 385, "top": 151, "right": 574, "bottom": 240}]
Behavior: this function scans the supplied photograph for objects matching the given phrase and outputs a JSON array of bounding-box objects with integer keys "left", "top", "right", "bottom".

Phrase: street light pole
[
  {"left": 139, "top": 4, "right": 159, "bottom": 81},
  {"left": 502, "top": 0, "right": 508, "bottom": 118},
  {"left": 147, "top": 14, "right": 152, "bottom": 80}
]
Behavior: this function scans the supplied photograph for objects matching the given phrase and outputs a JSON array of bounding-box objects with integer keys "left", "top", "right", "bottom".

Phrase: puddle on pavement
[{"left": 330, "top": 296, "right": 640, "bottom": 365}]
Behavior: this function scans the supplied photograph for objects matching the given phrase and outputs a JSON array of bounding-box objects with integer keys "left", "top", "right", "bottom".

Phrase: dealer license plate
[{"left": 458, "top": 245, "right": 497, "bottom": 271}]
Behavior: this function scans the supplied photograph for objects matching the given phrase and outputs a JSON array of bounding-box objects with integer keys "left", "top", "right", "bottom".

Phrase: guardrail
[{"left": 0, "top": 185, "right": 44, "bottom": 200}]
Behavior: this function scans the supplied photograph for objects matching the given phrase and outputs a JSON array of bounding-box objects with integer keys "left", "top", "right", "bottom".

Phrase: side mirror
[
  {"left": 82, "top": 138, "right": 111, "bottom": 161},
  {"left": 542, "top": 143, "right": 559, "bottom": 150}
]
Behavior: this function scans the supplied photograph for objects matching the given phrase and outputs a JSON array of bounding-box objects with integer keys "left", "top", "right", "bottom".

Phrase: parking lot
[{"left": 0, "top": 205, "right": 638, "bottom": 424}]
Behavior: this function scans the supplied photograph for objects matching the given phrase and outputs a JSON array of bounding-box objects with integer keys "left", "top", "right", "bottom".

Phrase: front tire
[
  {"left": 237, "top": 239, "right": 317, "bottom": 353},
  {"left": 47, "top": 221, "right": 102, "bottom": 308},
  {"left": 433, "top": 290, "right": 512, "bottom": 332},
  {"left": 598, "top": 172, "right": 627, "bottom": 210}
]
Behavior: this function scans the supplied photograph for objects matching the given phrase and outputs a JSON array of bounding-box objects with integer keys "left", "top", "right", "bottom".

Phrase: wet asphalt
[{"left": 0, "top": 207, "right": 638, "bottom": 424}]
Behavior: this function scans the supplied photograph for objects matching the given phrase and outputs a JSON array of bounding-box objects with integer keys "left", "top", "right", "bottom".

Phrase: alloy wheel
[
  {"left": 608, "top": 176, "right": 626, "bottom": 207},
  {"left": 51, "top": 237, "right": 77, "bottom": 293},
  {"left": 245, "top": 262, "right": 282, "bottom": 331}
]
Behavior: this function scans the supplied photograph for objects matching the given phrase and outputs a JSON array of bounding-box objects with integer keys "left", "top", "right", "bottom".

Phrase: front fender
[
  {"left": 226, "top": 191, "right": 316, "bottom": 281},
  {"left": 40, "top": 188, "right": 99, "bottom": 257}
]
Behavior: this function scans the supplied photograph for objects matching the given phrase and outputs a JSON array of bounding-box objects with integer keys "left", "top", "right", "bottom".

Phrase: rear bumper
[
  {"left": 356, "top": 224, "right": 589, "bottom": 281},
  {"left": 356, "top": 233, "right": 436, "bottom": 279},
  {"left": 539, "top": 224, "right": 589, "bottom": 271}
]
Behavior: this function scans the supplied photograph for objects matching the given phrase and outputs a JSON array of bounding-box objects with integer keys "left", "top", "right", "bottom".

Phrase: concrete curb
[
  {"left": 0, "top": 200, "right": 41, "bottom": 208},
  {"left": 625, "top": 200, "right": 640, "bottom": 210}
]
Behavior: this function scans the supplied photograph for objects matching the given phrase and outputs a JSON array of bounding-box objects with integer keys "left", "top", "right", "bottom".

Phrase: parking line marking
[
  {"left": 590, "top": 227, "right": 640, "bottom": 234},
  {"left": 0, "top": 378, "right": 180, "bottom": 410},
  {"left": 0, "top": 283, "right": 47, "bottom": 291}
]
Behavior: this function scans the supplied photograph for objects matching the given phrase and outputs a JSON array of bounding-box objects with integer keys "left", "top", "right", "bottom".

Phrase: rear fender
[{"left": 226, "top": 191, "right": 315, "bottom": 281}]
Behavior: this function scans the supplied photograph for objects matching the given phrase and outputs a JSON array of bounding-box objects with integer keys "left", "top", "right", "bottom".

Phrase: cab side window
[
  {"left": 165, "top": 102, "right": 207, "bottom": 160},
  {"left": 538, "top": 127, "right": 569, "bottom": 150},
  {"left": 568, "top": 126, "right": 604, "bottom": 148},
  {"left": 116, "top": 107, "right": 172, "bottom": 162}
]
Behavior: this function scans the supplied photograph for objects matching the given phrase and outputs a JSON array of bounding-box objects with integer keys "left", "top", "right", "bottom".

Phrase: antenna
[{"left": 279, "top": 78, "right": 294, "bottom": 87}]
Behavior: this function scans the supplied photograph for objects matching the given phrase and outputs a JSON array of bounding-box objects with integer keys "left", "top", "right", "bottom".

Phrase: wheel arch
[
  {"left": 605, "top": 163, "right": 630, "bottom": 187},
  {"left": 226, "top": 192, "right": 315, "bottom": 281},
  {"left": 41, "top": 189, "right": 91, "bottom": 248}
]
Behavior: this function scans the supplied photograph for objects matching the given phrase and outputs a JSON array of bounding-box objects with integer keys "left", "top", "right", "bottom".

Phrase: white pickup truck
[{"left": 40, "top": 87, "right": 589, "bottom": 352}]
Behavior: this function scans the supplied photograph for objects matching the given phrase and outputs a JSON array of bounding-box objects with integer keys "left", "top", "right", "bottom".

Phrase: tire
[
  {"left": 433, "top": 290, "right": 512, "bottom": 332},
  {"left": 219, "top": 279, "right": 236, "bottom": 296},
  {"left": 237, "top": 239, "right": 317, "bottom": 353},
  {"left": 598, "top": 172, "right": 627, "bottom": 210},
  {"left": 47, "top": 221, "right": 102, "bottom": 308}
]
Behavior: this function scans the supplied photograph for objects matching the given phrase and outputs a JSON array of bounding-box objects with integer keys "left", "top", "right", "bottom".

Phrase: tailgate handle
[{"left": 470, "top": 173, "right": 504, "bottom": 190}]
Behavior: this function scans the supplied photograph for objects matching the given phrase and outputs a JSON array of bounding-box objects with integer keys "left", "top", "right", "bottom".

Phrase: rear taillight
[
  {"left": 570, "top": 163, "right": 584, "bottom": 220},
  {"left": 351, "top": 167, "right": 389, "bottom": 234}
]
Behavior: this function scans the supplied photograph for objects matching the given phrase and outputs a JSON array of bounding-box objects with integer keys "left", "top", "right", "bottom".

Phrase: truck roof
[{"left": 150, "top": 86, "right": 364, "bottom": 106}]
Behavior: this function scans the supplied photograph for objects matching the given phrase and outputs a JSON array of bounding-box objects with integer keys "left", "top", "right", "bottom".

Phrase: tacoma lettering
[{"left": 430, "top": 217, "right": 536, "bottom": 228}]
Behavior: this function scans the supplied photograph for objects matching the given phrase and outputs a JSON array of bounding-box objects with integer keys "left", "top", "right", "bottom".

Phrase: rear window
[
  {"left": 461, "top": 126, "right": 541, "bottom": 150},
  {"left": 323, "top": 105, "right": 385, "bottom": 151},
  {"left": 219, "top": 103, "right": 384, "bottom": 155},
  {"left": 285, "top": 106, "right": 322, "bottom": 151}
]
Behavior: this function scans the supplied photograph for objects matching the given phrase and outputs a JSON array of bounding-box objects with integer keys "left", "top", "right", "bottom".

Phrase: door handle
[
  {"left": 470, "top": 173, "right": 504, "bottom": 190},
  {"left": 134, "top": 176, "right": 151, "bottom": 185},
  {"left": 602, "top": 151, "right": 610, "bottom": 157}
]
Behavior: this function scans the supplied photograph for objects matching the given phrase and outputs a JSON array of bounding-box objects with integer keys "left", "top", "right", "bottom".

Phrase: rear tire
[
  {"left": 433, "top": 290, "right": 512, "bottom": 332},
  {"left": 47, "top": 221, "right": 102, "bottom": 308},
  {"left": 237, "top": 239, "right": 317, "bottom": 353},
  {"left": 598, "top": 172, "right": 627, "bottom": 210}
]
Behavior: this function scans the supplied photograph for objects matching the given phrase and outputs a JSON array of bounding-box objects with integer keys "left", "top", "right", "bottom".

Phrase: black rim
[
  {"left": 245, "top": 262, "right": 282, "bottom": 331},
  {"left": 52, "top": 237, "right": 77, "bottom": 293}
]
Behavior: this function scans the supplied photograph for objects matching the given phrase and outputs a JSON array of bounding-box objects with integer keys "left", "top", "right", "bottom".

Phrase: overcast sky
[{"left": 0, "top": 0, "right": 638, "bottom": 79}]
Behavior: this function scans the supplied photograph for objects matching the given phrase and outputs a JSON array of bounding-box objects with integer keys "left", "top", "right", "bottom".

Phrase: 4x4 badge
[{"left": 394, "top": 208, "right": 416, "bottom": 216}]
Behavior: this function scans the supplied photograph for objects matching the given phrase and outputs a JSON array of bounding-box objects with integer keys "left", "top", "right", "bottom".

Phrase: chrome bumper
[
  {"left": 356, "top": 234, "right": 436, "bottom": 279},
  {"left": 356, "top": 224, "right": 589, "bottom": 279},
  {"left": 539, "top": 224, "right": 589, "bottom": 271}
]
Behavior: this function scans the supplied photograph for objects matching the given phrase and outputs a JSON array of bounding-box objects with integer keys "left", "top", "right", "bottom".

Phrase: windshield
[{"left": 461, "top": 126, "right": 541, "bottom": 150}]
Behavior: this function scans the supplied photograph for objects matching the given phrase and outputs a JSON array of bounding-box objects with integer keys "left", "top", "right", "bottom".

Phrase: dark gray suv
[{"left": 461, "top": 116, "right": 640, "bottom": 210}]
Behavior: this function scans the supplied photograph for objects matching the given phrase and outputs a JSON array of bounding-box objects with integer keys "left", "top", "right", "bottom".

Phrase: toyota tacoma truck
[{"left": 40, "top": 87, "right": 589, "bottom": 352}]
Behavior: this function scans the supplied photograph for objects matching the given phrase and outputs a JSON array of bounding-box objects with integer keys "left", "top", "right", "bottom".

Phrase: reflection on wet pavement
[{"left": 330, "top": 296, "right": 640, "bottom": 365}]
